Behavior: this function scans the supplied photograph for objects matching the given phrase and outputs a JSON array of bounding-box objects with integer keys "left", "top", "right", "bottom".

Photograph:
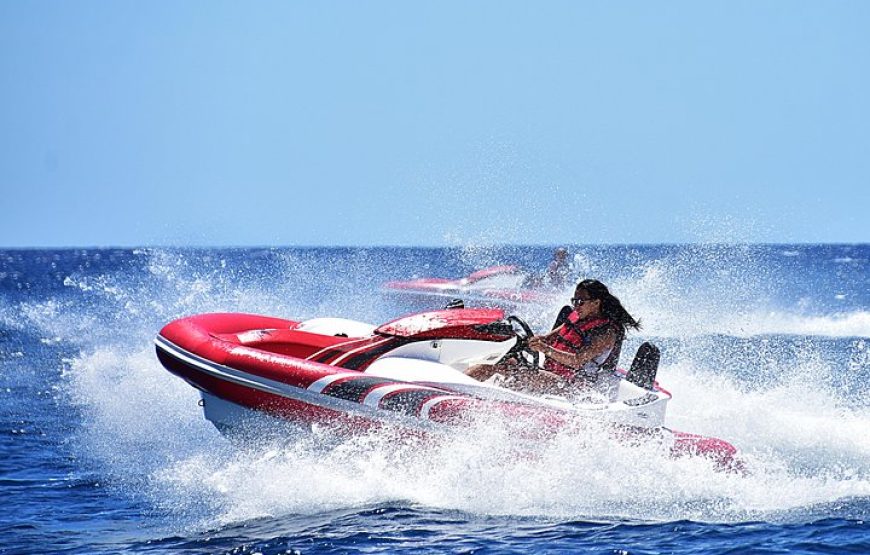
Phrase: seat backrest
[{"left": 626, "top": 342, "right": 660, "bottom": 390}]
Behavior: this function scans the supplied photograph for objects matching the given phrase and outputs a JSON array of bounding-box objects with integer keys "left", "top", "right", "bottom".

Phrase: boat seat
[
  {"left": 227, "top": 328, "right": 353, "bottom": 359},
  {"left": 296, "top": 317, "right": 377, "bottom": 337}
]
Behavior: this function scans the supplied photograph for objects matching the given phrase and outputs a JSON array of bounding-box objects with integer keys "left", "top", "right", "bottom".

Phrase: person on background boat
[
  {"left": 545, "top": 247, "right": 571, "bottom": 288},
  {"left": 466, "top": 279, "right": 640, "bottom": 395}
]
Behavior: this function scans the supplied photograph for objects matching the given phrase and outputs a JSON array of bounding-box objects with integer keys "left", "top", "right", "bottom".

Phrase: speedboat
[
  {"left": 155, "top": 307, "right": 739, "bottom": 470},
  {"left": 383, "top": 265, "right": 563, "bottom": 307}
]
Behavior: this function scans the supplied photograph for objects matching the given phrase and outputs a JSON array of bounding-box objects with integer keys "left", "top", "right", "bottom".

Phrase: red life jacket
[{"left": 545, "top": 311, "right": 622, "bottom": 381}]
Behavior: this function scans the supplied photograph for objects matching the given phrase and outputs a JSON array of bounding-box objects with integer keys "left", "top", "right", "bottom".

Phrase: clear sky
[{"left": 1, "top": 1, "right": 868, "bottom": 247}]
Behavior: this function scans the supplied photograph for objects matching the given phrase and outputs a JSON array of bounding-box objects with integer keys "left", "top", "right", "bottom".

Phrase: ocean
[{"left": 1, "top": 244, "right": 868, "bottom": 554}]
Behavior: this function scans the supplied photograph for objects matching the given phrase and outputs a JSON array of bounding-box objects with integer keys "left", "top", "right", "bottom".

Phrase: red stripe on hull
[{"left": 671, "top": 431, "right": 741, "bottom": 472}]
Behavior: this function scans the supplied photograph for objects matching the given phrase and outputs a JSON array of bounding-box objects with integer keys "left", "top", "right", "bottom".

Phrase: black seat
[
  {"left": 626, "top": 342, "right": 660, "bottom": 390},
  {"left": 551, "top": 305, "right": 573, "bottom": 330}
]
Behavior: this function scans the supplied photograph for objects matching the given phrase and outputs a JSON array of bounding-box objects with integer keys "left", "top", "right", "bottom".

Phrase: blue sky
[{"left": 1, "top": 1, "right": 868, "bottom": 247}]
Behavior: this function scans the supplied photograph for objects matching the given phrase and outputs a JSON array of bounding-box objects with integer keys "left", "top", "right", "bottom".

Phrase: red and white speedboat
[
  {"left": 155, "top": 308, "right": 739, "bottom": 470},
  {"left": 383, "top": 265, "right": 562, "bottom": 306}
]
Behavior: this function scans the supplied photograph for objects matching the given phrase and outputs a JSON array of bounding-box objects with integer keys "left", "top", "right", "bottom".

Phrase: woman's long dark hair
[{"left": 576, "top": 279, "right": 640, "bottom": 331}]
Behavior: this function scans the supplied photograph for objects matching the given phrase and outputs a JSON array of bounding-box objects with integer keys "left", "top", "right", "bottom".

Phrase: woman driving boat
[{"left": 466, "top": 279, "right": 640, "bottom": 395}]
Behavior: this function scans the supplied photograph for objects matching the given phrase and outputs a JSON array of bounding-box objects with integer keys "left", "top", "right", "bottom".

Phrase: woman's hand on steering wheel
[
  {"left": 527, "top": 336, "right": 545, "bottom": 352},
  {"left": 505, "top": 315, "right": 542, "bottom": 368}
]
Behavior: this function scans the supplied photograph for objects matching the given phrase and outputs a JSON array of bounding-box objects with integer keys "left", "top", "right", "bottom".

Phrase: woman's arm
[
  {"left": 537, "top": 326, "right": 563, "bottom": 341},
  {"left": 529, "top": 330, "right": 616, "bottom": 369}
]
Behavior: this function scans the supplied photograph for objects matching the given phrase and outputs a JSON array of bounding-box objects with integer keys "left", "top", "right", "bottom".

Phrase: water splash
[
  {"left": 60, "top": 334, "right": 870, "bottom": 530},
  {"left": 7, "top": 246, "right": 866, "bottom": 530},
  {"left": 76, "top": 355, "right": 870, "bottom": 529}
]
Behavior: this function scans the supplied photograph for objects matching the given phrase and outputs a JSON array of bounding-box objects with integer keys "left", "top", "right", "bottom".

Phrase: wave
[
  {"left": 4, "top": 247, "right": 865, "bottom": 529},
  {"left": 639, "top": 309, "right": 870, "bottom": 339},
  {"left": 715, "top": 310, "right": 870, "bottom": 339},
  {"left": 59, "top": 337, "right": 870, "bottom": 530},
  {"left": 603, "top": 254, "right": 870, "bottom": 340}
]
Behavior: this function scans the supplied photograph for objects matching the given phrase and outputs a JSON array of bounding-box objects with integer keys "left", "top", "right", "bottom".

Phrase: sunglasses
[{"left": 571, "top": 297, "right": 595, "bottom": 305}]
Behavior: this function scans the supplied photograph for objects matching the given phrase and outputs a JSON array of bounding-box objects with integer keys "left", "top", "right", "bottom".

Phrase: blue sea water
[{"left": 1, "top": 244, "right": 868, "bottom": 554}]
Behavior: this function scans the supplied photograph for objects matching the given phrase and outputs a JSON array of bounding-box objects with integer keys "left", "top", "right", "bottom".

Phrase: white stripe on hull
[
  {"left": 329, "top": 337, "right": 394, "bottom": 366},
  {"left": 362, "top": 383, "right": 440, "bottom": 408}
]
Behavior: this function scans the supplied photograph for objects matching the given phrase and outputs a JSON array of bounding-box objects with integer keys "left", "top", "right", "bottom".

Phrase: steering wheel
[{"left": 501, "top": 315, "right": 542, "bottom": 369}]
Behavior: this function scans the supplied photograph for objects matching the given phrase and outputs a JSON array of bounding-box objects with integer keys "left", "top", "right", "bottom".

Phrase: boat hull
[{"left": 155, "top": 312, "right": 740, "bottom": 471}]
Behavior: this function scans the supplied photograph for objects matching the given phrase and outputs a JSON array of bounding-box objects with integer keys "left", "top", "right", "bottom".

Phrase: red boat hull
[{"left": 156, "top": 312, "right": 740, "bottom": 471}]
